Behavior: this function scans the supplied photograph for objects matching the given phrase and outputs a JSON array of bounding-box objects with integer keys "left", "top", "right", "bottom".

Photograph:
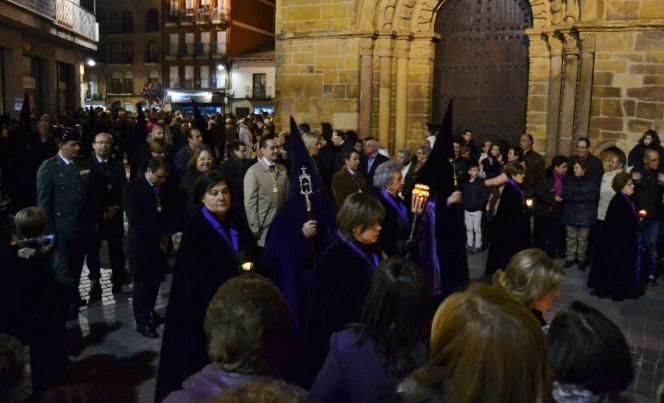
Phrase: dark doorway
[{"left": 432, "top": 0, "right": 532, "bottom": 145}]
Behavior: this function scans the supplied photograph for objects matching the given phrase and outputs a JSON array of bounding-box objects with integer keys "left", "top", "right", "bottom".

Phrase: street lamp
[
  {"left": 216, "top": 64, "right": 224, "bottom": 71},
  {"left": 86, "top": 58, "right": 96, "bottom": 67}
]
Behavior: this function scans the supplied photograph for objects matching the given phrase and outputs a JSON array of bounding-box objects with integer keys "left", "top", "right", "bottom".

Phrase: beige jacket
[{"left": 243, "top": 159, "right": 288, "bottom": 246}]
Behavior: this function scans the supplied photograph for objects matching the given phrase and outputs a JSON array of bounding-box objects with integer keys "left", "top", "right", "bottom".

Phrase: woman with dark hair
[
  {"left": 304, "top": 192, "right": 385, "bottom": 385},
  {"left": 628, "top": 129, "right": 663, "bottom": 169},
  {"left": 482, "top": 143, "right": 504, "bottom": 179},
  {"left": 548, "top": 301, "right": 634, "bottom": 402},
  {"left": 485, "top": 162, "right": 531, "bottom": 276},
  {"left": 588, "top": 172, "right": 646, "bottom": 299},
  {"left": 374, "top": 161, "right": 410, "bottom": 256},
  {"left": 164, "top": 274, "right": 307, "bottom": 403},
  {"left": 533, "top": 155, "right": 568, "bottom": 258},
  {"left": 155, "top": 171, "right": 256, "bottom": 402},
  {"left": 178, "top": 144, "right": 215, "bottom": 225},
  {"left": 311, "top": 257, "right": 431, "bottom": 402}
]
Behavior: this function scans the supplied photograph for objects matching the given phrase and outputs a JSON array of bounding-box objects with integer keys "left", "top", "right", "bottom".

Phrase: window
[
  {"left": 122, "top": 10, "right": 133, "bottom": 33},
  {"left": 122, "top": 42, "right": 133, "bottom": 64},
  {"left": 199, "top": 32, "right": 210, "bottom": 56},
  {"left": 146, "top": 9, "right": 159, "bottom": 32},
  {"left": 169, "top": 66, "right": 179, "bottom": 88},
  {"left": 184, "top": 33, "right": 194, "bottom": 57},
  {"left": 253, "top": 73, "right": 266, "bottom": 98},
  {"left": 110, "top": 42, "right": 121, "bottom": 64},
  {"left": 169, "top": 33, "right": 179, "bottom": 57},
  {"left": 200, "top": 65, "right": 209, "bottom": 88},
  {"left": 109, "top": 12, "right": 121, "bottom": 33},
  {"left": 110, "top": 72, "right": 123, "bottom": 93},
  {"left": 169, "top": 0, "right": 179, "bottom": 18},
  {"left": 124, "top": 71, "right": 134, "bottom": 94},
  {"left": 147, "top": 41, "right": 159, "bottom": 63},
  {"left": 184, "top": 65, "right": 194, "bottom": 89},
  {"left": 216, "top": 31, "right": 226, "bottom": 54}
]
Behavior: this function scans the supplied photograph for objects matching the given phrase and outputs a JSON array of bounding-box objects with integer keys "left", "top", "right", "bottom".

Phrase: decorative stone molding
[
  {"left": 562, "top": 31, "right": 580, "bottom": 55},
  {"left": 546, "top": 32, "right": 565, "bottom": 55},
  {"left": 579, "top": 32, "right": 596, "bottom": 52}
]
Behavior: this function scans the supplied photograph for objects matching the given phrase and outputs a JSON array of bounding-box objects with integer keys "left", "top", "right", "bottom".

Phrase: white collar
[{"left": 58, "top": 153, "right": 72, "bottom": 165}]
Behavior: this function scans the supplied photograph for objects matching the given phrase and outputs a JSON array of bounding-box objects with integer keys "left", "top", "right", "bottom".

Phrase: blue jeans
[{"left": 642, "top": 219, "right": 660, "bottom": 277}]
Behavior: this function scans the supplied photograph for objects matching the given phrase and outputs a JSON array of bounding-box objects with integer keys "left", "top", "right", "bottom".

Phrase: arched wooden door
[{"left": 432, "top": 0, "right": 532, "bottom": 145}]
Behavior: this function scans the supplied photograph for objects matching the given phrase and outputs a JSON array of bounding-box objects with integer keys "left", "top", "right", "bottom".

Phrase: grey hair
[{"left": 374, "top": 161, "right": 403, "bottom": 189}]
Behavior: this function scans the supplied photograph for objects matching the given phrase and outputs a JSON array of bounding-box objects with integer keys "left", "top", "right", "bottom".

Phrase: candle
[
  {"left": 526, "top": 198, "right": 533, "bottom": 208},
  {"left": 241, "top": 262, "right": 254, "bottom": 272},
  {"left": 639, "top": 209, "right": 647, "bottom": 219}
]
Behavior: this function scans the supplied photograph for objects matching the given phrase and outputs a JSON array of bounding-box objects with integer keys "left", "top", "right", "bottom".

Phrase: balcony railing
[
  {"left": 55, "top": 0, "right": 99, "bottom": 43},
  {"left": 166, "top": 7, "right": 229, "bottom": 26}
]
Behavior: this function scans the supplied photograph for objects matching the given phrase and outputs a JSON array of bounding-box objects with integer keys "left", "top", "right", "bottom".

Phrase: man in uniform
[{"left": 36, "top": 128, "right": 92, "bottom": 317}]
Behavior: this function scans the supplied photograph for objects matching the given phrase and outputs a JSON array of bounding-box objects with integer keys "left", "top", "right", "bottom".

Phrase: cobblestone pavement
[{"left": 32, "top": 250, "right": 661, "bottom": 402}]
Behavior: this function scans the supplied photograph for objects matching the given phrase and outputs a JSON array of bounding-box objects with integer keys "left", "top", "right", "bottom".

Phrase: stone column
[
  {"left": 394, "top": 38, "right": 410, "bottom": 152},
  {"left": 545, "top": 34, "right": 564, "bottom": 160},
  {"left": 574, "top": 32, "right": 596, "bottom": 142},
  {"left": 558, "top": 32, "right": 580, "bottom": 156},
  {"left": 376, "top": 37, "right": 394, "bottom": 144},
  {"left": 359, "top": 38, "right": 374, "bottom": 138}
]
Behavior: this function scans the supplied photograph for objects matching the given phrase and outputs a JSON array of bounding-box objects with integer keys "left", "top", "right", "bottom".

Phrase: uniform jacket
[
  {"left": 243, "top": 159, "right": 288, "bottom": 246},
  {"left": 36, "top": 155, "right": 92, "bottom": 244}
]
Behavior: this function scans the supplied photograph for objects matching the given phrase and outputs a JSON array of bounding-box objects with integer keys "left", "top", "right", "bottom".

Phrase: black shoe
[
  {"left": 150, "top": 311, "right": 165, "bottom": 325},
  {"left": 136, "top": 323, "right": 159, "bottom": 338},
  {"left": 649, "top": 276, "right": 658, "bottom": 286},
  {"left": 563, "top": 260, "right": 574, "bottom": 269},
  {"left": 88, "top": 280, "right": 102, "bottom": 303}
]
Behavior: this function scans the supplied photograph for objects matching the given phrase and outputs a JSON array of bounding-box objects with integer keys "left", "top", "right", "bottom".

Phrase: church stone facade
[{"left": 275, "top": 0, "right": 664, "bottom": 157}]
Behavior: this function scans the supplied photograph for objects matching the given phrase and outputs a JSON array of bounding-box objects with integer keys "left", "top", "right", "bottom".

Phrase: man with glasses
[
  {"left": 124, "top": 158, "right": 172, "bottom": 338},
  {"left": 86, "top": 133, "right": 128, "bottom": 301}
]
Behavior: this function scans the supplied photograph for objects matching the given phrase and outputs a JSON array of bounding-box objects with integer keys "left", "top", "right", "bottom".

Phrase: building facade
[
  {"left": 229, "top": 46, "right": 275, "bottom": 117},
  {"left": 87, "top": 0, "right": 162, "bottom": 110},
  {"left": 275, "top": 0, "right": 664, "bottom": 158},
  {"left": 0, "top": 0, "right": 98, "bottom": 116},
  {"left": 162, "top": 0, "right": 274, "bottom": 113}
]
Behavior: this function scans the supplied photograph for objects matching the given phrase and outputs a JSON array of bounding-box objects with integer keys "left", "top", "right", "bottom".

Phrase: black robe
[
  {"left": 485, "top": 181, "right": 531, "bottom": 276},
  {"left": 588, "top": 193, "right": 645, "bottom": 299},
  {"left": 376, "top": 190, "right": 410, "bottom": 257},
  {"left": 154, "top": 208, "right": 254, "bottom": 402},
  {"left": 302, "top": 237, "right": 381, "bottom": 386}
]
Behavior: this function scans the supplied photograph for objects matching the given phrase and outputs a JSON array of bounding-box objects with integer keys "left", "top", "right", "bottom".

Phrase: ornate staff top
[{"left": 298, "top": 166, "right": 313, "bottom": 213}]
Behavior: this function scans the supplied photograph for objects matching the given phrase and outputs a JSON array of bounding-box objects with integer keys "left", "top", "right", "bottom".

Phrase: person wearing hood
[
  {"left": 628, "top": 129, "right": 664, "bottom": 170},
  {"left": 162, "top": 274, "right": 307, "bottom": 403}
]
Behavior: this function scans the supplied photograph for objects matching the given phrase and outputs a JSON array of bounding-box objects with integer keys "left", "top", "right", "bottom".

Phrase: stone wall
[
  {"left": 590, "top": 29, "right": 664, "bottom": 153},
  {"left": 276, "top": 0, "right": 361, "bottom": 130},
  {"left": 275, "top": 0, "right": 664, "bottom": 156}
]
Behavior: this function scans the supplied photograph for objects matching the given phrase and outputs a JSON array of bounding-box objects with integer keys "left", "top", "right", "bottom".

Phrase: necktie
[{"left": 268, "top": 165, "right": 276, "bottom": 173}]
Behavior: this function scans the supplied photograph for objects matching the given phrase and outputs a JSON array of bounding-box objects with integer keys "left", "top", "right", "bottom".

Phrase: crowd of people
[{"left": 0, "top": 100, "right": 662, "bottom": 403}]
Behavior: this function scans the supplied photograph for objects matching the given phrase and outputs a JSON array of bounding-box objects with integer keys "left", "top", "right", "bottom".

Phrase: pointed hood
[
  {"left": 418, "top": 99, "right": 455, "bottom": 198},
  {"left": 262, "top": 116, "right": 336, "bottom": 330}
]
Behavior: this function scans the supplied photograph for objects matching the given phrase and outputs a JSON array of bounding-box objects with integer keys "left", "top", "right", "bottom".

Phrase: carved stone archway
[{"left": 349, "top": 0, "right": 552, "bottom": 152}]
